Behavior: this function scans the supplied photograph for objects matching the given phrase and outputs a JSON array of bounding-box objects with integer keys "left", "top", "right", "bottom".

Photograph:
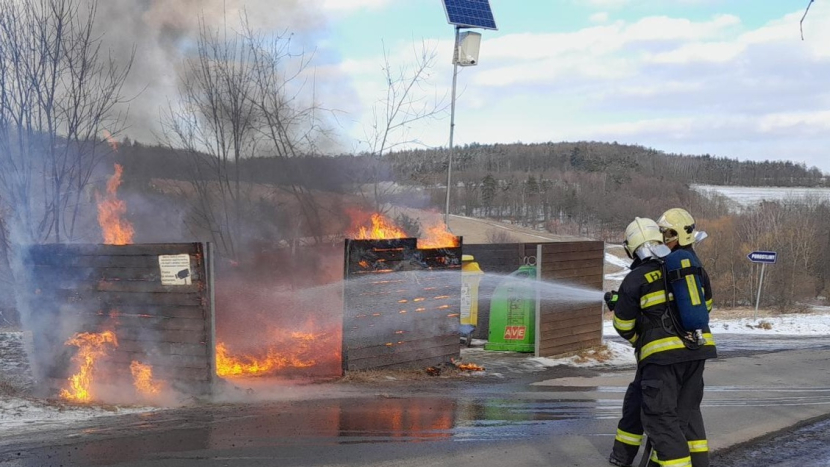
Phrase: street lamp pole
[{"left": 444, "top": 26, "right": 460, "bottom": 228}]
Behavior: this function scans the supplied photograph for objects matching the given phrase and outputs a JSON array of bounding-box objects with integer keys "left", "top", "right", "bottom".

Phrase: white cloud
[
  {"left": 334, "top": 2, "right": 830, "bottom": 172},
  {"left": 646, "top": 41, "right": 744, "bottom": 64},
  {"left": 321, "top": 0, "right": 391, "bottom": 12}
]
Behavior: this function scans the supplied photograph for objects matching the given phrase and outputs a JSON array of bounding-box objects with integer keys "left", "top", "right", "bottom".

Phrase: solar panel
[{"left": 442, "top": 0, "right": 498, "bottom": 30}]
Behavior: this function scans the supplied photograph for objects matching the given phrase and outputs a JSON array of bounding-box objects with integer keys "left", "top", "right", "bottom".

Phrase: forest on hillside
[{"left": 114, "top": 140, "right": 830, "bottom": 310}]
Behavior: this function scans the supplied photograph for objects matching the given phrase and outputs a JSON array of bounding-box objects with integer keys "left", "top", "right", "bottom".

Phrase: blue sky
[
  {"left": 308, "top": 0, "right": 830, "bottom": 174},
  {"left": 110, "top": 0, "right": 830, "bottom": 175}
]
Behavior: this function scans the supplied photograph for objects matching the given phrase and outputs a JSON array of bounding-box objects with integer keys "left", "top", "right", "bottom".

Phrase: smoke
[{"left": 90, "top": 0, "right": 335, "bottom": 144}]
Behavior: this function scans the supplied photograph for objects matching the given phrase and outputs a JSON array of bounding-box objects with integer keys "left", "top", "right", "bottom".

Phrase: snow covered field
[{"left": 692, "top": 184, "right": 830, "bottom": 208}]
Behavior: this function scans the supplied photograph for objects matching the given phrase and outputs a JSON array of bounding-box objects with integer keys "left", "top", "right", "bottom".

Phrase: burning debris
[
  {"left": 348, "top": 211, "right": 460, "bottom": 249},
  {"left": 215, "top": 333, "right": 318, "bottom": 378},
  {"left": 452, "top": 358, "right": 485, "bottom": 372}
]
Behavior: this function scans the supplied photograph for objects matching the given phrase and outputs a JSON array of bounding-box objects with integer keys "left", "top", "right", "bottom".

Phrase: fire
[
  {"left": 130, "top": 361, "right": 162, "bottom": 396},
  {"left": 456, "top": 362, "right": 485, "bottom": 371},
  {"left": 96, "top": 163, "right": 134, "bottom": 245},
  {"left": 60, "top": 330, "right": 118, "bottom": 403},
  {"left": 353, "top": 213, "right": 407, "bottom": 240},
  {"left": 417, "top": 220, "right": 460, "bottom": 249},
  {"left": 347, "top": 211, "right": 459, "bottom": 248},
  {"left": 452, "top": 358, "right": 484, "bottom": 371},
  {"left": 102, "top": 129, "right": 119, "bottom": 151},
  {"left": 215, "top": 332, "right": 321, "bottom": 377}
]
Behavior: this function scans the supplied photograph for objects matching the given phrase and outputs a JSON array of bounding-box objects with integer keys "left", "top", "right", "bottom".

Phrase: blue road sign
[
  {"left": 442, "top": 0, "right": 498, "bottom": 30},
  {"left": 747, "top": 251, "right": 777, "bottom": 264}
]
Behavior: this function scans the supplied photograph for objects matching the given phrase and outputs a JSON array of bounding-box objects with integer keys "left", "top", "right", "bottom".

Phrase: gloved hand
[{"left": 604, "top": 290, "right": 619, "bottom": 311}]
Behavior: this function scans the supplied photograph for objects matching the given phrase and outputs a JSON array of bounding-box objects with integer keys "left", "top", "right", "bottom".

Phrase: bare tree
[
  {"left": 163, "top": 13, "right": 333, "bottom": 258},
  {"left": 162, "top": 16, "right": 259, "bottom": 259},
  {"left": 358, "top": 40, "right": 447, "bottom": 213},
  {"left": 0, "top": 0, "right": 132, "bottom": 245}
]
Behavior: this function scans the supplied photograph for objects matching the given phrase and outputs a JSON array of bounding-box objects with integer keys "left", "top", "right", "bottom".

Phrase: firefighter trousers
[
  {"left": 641, "top": 359, "right": 709, "bottom": 467},
  {"left": 611, "top": 366, "right": 644, "bottom": 465}
]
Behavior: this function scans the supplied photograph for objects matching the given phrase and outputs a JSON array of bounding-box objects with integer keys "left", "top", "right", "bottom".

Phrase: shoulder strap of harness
[{"left": 666, "top": 266, "right": 703, "bottom": 283}]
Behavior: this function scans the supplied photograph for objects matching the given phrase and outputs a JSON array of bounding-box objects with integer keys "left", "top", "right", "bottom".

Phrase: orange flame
[
  {"left": 60, "top": 330, "right": 118, "bottom": 403},
  {"left": 456, "top": 362, "right": 485, "bottom": 371},
  {"left": 130, "top": 361, "right": 162, "bottom": 396},
  {"left": 348, "top": 210, "right": 458, "bottom": 248},
  {"left": 216, "top": 331, "right": 321, "bottom": 377},
  {"left": 96, "top": 163, "right": 134, "bottom": 245},
  {"left": 417, "top": 220, "right": 460, "bottom": 249},
  {"left": 353, "top": 213, "right": 407, "bottom": 240},
  {"left": 102, "top": 130, "right": 119, "bottom": 152}
]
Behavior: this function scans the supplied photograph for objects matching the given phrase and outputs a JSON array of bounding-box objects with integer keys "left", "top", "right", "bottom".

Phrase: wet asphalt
[{"left": 1, "top": 333, "right": 830, "bottom": 467}]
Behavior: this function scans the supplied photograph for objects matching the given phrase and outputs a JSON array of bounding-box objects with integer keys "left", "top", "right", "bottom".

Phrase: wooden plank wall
[
  {"left": 461, "top": 243, "right": 529, "bottom": 340},
  {"left": 532, "top": 241, "right": 605, "bottom": 357},
  {"left": 24, "top": 243, "right": 215, "bottom": 396},
  {"left": 343, "top": 239, "right": 461, "bottom": 371}
]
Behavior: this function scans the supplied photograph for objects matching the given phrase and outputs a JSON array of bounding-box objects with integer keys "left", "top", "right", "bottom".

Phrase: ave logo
[{"left": 504, "top": 326, "right": 526, "bottom": 340}]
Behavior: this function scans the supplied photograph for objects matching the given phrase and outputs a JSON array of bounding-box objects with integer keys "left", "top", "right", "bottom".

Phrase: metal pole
[
  {"left": 754, "top": 263, "right": 766, "bottom": 320},
  {"left": 444, "top": 26, "right": 460, "bottom": 227},
  {"left": 534, "top": 244, "right": 542, "bottom": 357}
]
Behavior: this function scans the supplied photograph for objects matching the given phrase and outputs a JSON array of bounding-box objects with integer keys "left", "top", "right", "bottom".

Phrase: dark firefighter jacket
[{"left": 613, "top": 253, "right": 717, "bottom": 365}]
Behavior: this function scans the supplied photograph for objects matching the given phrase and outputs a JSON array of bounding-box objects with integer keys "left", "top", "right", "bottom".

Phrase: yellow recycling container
[{"left": 460, "top": 254, "right": 484, "bottom": 346}]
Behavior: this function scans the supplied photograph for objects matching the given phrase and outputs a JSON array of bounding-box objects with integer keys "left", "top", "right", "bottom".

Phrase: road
[{"left": 1, "top": 333, "right": 829, "bottom": 467}]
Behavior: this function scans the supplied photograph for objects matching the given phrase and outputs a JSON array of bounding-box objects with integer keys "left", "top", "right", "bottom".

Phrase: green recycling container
[{"left": 484, "top": 264, "right": 537, "bottom": 352}]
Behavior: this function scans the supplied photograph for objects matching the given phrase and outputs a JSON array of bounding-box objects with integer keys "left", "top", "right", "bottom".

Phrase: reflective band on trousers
[
  {"left": 614, "top": 315, "right": 636, "bottom": 331},
  {"left": 615, "top": 428, "right": 643, "bottom": 446},
  {"left": 688, "top": 439, "right": 708, "bottom": 453},
  {"left": 650, "top": 450, "right": 692, "bottom": 467},
  {"left": 639, "top": 333, "right": 715, "bottom": 361}
]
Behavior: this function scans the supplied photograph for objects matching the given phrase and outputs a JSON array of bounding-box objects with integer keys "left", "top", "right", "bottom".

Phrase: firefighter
[
  {"left": 610, "top": 217, "right": 716, "bottom": 467},
  {"left": 609, "top": 209, "right": 714, "bottom": 467}
]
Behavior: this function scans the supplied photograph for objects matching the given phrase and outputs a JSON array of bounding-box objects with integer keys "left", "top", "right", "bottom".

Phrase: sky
[
  {"left": 308, "top": 0, "right": 830, "bottom": 173},
  {"left": 82, "top": 1, "right": 830, "bottom": 174}
]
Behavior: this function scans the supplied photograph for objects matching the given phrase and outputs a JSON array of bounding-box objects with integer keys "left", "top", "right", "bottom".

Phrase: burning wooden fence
[
  {"left": 22, "top": 243, "right": 215, "bottom": 400},
  {"left": 342, "top": 238, "right": 462, "bottom": 372}
]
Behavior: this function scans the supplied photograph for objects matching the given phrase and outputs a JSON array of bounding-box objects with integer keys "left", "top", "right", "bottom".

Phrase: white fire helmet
[{"left": 623, "top": 217, "right": 671, "bottom": 260}]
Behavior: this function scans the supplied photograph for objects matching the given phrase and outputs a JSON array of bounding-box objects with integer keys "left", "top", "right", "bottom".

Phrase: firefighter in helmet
[{"left": 608, "top": 216, "right": 716, "bottom": 467}]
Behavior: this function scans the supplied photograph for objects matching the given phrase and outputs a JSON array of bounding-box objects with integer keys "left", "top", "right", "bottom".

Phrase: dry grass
[
  {"left": 0, "top": 380, "right": 21, "bottom": 397},
  {"left": 336, "top": 363, "right": 482, "bottom": 383},
  {"left": 569, "top": 344, "right": 615, "bottom": 365}
]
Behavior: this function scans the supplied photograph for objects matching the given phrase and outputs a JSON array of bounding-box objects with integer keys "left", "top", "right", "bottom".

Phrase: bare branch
[{"left": 801, "top": 0, "right": 815, "bottom": 40}]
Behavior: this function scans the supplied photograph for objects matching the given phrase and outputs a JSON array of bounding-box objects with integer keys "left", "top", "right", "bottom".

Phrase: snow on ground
[
  {"left": 0, "top": 330, "right": 155, "bottom": 437},
  {"left": 604, "top": 244, "right": 632, "bottom": 284},
  {"left": 2, "top": 308, "right": 830, "bottom": 436},
  {"left": 536, "top": 307, "right": 830, "bottom": 370},
  {"left": 0, "top": 397, "right": 152, "bottom": 434}
]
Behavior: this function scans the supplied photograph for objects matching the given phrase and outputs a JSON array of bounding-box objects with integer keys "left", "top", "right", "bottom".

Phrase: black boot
[{"left": 608, "top": 452, "right": 633, "bottom": 467}]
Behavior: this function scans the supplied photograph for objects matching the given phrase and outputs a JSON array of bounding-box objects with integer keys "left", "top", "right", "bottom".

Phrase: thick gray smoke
[{"left": 91, "top": 0, "right": 332, "bottom": 143}]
